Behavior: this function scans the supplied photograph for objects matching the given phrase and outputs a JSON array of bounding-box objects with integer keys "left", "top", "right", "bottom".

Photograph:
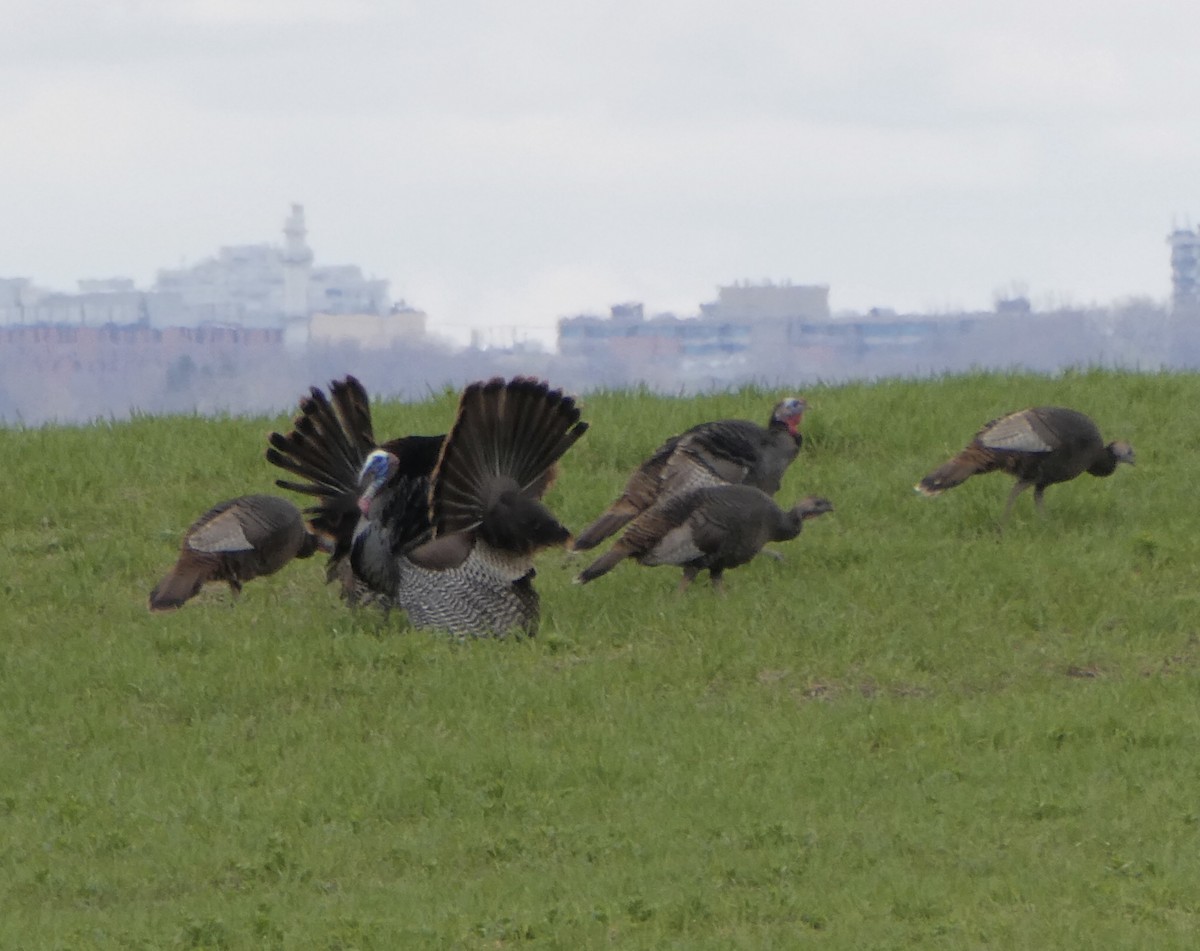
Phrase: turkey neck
[
  {"left": 770, "top": 509, "right": 805, "bottom": 543},
  {"left": 766, "top": 417, "right": 802, "bottom": 445}
]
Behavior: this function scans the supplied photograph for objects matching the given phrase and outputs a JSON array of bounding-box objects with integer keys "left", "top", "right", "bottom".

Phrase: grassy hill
[{"left": 2, "top": 368, "right": 1199, "bottom": 949}]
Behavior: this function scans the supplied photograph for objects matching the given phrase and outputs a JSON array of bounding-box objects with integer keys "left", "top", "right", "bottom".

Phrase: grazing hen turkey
[
  {"left": 915, "top": 406, "right": 1135, "bottom": 522},
  {"left": 576, "top": 485, "right": 833, "bottom": 593},
  {"left": 148, "top": 494, "right": 323, "bottom": 611},
  {"left": 572, "top": 396, "right": 807, "bottom": 552},
  {"left": 266, "top": 375, "right": 587, "bottom": 637}
]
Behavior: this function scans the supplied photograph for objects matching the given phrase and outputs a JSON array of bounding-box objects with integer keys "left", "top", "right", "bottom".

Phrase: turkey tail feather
[
  {"left": 571, "top": 504, "right": 639, "bottom": 552},
  {"left": 266, "top": 433, "right": 350, "bottom": 497},
  {"left": 431, "top": 377, "right": 588, "bottom": 537},
  {"left": 330, "top": 376, "right": 376, "bottom": 449},
  {"left": 572, "top": 440, "right": 680, "bottom": 551},
  {"left": 266, "top": 375, "right": 378, "bottom": 541},
  {"left": 575, "top": 545, "right": 630, "bottom": 585},
  {"left": 916, "top": 450, "right": 989, "bottom": 496},
  {"left": 148, "top": 566, "right": 206, "bottom": 612}
]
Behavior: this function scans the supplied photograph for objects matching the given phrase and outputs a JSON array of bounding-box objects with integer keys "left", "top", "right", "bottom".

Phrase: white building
[{"left": 152, "top": 204, "right": 392, "bottom": 328}]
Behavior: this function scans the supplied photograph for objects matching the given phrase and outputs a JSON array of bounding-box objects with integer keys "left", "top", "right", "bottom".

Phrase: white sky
[{"left": 3, "top": 0, "right": 1200, "bottom": 346}]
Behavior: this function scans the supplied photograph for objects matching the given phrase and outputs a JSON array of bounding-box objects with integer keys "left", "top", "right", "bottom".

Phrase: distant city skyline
[
  {"left": 2, "top": 200, "right": 1187, "bottom": 354},
  {"left": 5, "top": 1, "right": 1200, "bottom": 348}
]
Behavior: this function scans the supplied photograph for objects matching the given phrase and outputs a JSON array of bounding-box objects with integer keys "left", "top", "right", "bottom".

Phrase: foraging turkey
[
  {"left": 571, "top": 396, "right": 807, "bottom": 552},
  {"left": 266, "top": 375, "right": 588, "bottom": 637},
  {"left": 576, "top": 485, "right": 833, "bottom": 593},
  {"left": 148, "top": 494, "right": 324, "bottom": 611},
  {"left": 915, "top": 406, "right": 1135, "bottom": 522}
]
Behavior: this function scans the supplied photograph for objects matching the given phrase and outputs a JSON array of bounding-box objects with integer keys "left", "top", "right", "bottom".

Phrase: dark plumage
[
  {"left": 571, "top": 396, "right": 807, "bottom": 552},
  {"left": 266, "top": 375, "right": 588, "bottom": 637},
  {"left": 576, "top": 486, "right": 833, "bottom": 593},
  {"left": 148, "top": 494, "right": 322, "bottom": 611},
  {"left": 915, "top": 406, "right": 1135, "bottom": 522},
  {"left": 266, "top": 376, "right": 442, "bottom": 592}
]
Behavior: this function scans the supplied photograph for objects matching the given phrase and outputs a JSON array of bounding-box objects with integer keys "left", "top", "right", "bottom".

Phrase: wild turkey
[
  {"left": 148, "top": 494, "right": 324, "bottom": 611},
  {"left": 572, "top": 396, "right": 807, "bottom": 552},
  {"left": 266, "top": 376, "right": 441, "bottom": 593},
  {"left": 576, "top": 486, "right": 833, "bottom": 593},
  {"left": 915, "top": 406, "right": 1135, "bottom": 522},
  {"left": 266, "top": 375, "right": 588, "bottom": 637}
]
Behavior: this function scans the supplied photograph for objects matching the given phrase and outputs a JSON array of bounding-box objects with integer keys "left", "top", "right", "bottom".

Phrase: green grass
[{"left": 3, "top": 368, "right": 1200, "bottom": 948}]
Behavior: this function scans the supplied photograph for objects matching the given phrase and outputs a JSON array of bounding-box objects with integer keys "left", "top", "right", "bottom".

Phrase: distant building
[
  {"left": 1168, "top": 227, "right": 1200, "bottom": 312},
  {"left": 699, "top": 280, "right": 831, "bottom": 357},
  {"left": 0, "top": 204, "right": 410, "bottom": 356},
  {"left": 77, "top": 278, "right": 137, "bottom": 294},
  {"left": 555, "top": 276, "right": 1133, "bottom": 383},
  {"left": 306, "top": 303, "right": 428, "bottom": 349},
  {"left": 558, "top": 281, "right": 830, "bottom": 366},
  {"left": 0, "top": 277, "right": 175, "bottom": 328},
  {"left": 700, "top": 280, "right": 830, "bottom": 322},
  {"left": 0, "top": 277, "right": 53, "bottom": 326},
  {"left": 153, "top": 204, "right": 391, "bottom": 329},
  {"left": 281, "top": 202, "right": 313, "bottom": 319},
  {"left": 558, "top": 302, "right": 750, "bottom": 365}
]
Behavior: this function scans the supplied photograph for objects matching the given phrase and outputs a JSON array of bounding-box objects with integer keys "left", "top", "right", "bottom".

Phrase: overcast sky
[{"left": 4, "top": 0, "right": 1200, "bottom": 346}]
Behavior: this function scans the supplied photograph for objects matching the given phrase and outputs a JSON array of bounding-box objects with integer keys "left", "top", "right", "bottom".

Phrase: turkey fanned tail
[
  {"left": 266, "top": 376, "right": 376, "bottom": 545},
  {"left": 430, "top": 376, "right": 589, "bottom": 553}
]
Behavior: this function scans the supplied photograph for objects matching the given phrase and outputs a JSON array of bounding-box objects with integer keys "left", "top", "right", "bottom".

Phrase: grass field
[{"left": 2, "top": 368, "right": 1199, "bottom": 949}]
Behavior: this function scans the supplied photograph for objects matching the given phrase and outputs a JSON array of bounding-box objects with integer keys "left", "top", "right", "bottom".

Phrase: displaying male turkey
[
  {"left": 576, "top": 485, "right": 833, "bottom": 593},
  {"left": 915, "top": 406, "right": 1135, "bottom": 522},
  {"left": 572, "top": 396, "right": 807, "bottom": 552},
  {"left": 266, "top": 375, "right": 588, "bottom": 637},
  {"left": 148, "top": 494, "right": 324, "bottom": 611}
]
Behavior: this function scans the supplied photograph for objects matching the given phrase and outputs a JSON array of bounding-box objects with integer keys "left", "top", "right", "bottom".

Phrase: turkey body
[
  {"left": 572, "top": 397, "right": 807, "bottom": 552},
  {"left": 148, "top": 494, "right": 321, "bottom": 611},
  {"left": 576, "top": 485, "right": 833, "bottom": 592},
  {"left": 266, "top": 375, "right": 587, "bottom": 637},
  {"left": 915, "top": 406, "right": 1135, "bottom": 521}
]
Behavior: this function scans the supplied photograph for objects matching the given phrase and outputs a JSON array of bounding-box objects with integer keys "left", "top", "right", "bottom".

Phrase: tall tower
[
  {"left": 282, "top": 203, "right": 313, "bottom": 319},
  {"left": 1168, "top": 226, "right": 1200, "bottom": 313}
]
